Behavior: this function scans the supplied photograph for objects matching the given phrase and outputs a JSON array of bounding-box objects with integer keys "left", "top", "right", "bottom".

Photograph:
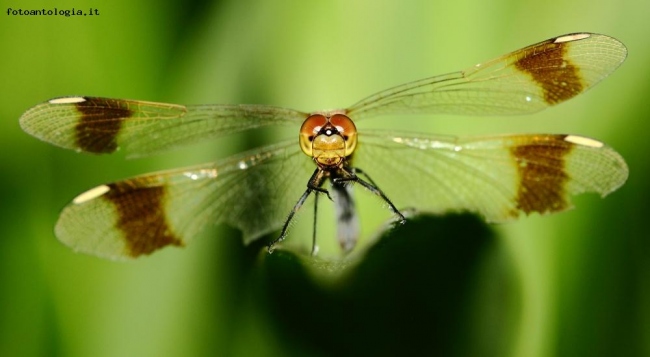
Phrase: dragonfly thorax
[{"left": 299, "top": 113, "right": 358, "bottom": 168}]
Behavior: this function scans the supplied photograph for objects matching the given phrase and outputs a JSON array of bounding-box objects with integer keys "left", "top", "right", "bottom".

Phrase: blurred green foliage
[{"left": 1, "top": 0, "right": 648, "bottom": 356}]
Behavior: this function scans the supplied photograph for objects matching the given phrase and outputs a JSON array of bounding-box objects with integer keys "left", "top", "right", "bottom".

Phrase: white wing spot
[
  {"left": 565, "top": 135, "right": 604, "bottom": 148},
  {"left": 73, "top": 185, "right": 110, "bottom": 204},
  {"left": 554, "top": 33, "right": 590, "bottom": 43},
  {"left": 49, "top": 97, "right": 87, "bottom": 104}
]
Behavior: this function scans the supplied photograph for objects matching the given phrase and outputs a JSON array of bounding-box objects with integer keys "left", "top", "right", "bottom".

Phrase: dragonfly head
[{"left": 300, "top": 113, "right": 358, "bottom": 168}]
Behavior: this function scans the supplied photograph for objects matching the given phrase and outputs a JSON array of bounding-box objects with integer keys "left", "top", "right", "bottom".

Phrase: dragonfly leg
[
  {"left": 311, "top": 192, "right": 319, "bottom": 256},
  {"left": 334, "top": 168, "right": 407, "bottom": 225},
  {"left": 309, "top": 182, "right": 333, "bottom": 201},
  {"left": 268, "top": 188, "right": 312, "bottom": 253},
  {"left": 268, "top": 168, "right": 326, "bottom": 254}
]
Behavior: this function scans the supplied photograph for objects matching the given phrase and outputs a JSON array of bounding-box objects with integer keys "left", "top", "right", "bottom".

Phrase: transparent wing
[
  {"left": 346, "top": 33, "right": 627, "bottom": 119},
  {"left": 352, "top": 129, "right": 628, "bottom": 222},
  {"left": 55, "top": 139, "right": 315, "bottom": 259},
  {"left": 19, "top": 96, "right": 308, "bottom": 157}
]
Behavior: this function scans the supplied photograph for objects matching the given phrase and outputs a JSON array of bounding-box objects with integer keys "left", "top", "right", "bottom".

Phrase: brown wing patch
[
  {"left": 514, "top": 37, "right": 584, "bottom": 105},
  {"left": 105, "top": 181, "right": 183, "bottom": 257},
  {"left": 511, "top": 135, "right": 574, "bottom": 215},
  {"left": 75, "top": 97, "right": 132, "bottom": 153}
]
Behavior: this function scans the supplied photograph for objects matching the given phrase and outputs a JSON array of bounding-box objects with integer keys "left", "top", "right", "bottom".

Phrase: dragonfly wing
[
  {"left": 55, "top": 139, "right": 314, "bottom": 259},
  {"left": 19, "top": 96, "right": 308, "bottom": 157},
  {"left": 346, "top": 33, "right": 627, "bottom": 119},
  {"left": 352, "top": 129, "right": 628, "bottom": 222}
]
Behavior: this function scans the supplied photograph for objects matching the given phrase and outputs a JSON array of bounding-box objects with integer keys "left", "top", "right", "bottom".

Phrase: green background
[{"left": 1, "top": 0, "right": 648, "bottom": 356}]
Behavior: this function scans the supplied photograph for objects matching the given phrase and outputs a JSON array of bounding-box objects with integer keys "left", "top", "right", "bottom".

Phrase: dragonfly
[{"left": 20, "top": 32, "right": 628, "bottom": 260}]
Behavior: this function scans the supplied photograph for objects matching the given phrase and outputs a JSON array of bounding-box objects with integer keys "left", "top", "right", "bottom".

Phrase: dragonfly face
[
  {"left": 19, "top": 32, "right": 629, "bottom": 260},
  {"left": 278, "top": 112, "right": 401, "bottom": 254},
  {"left": 300, "top": 113, "right": 358, "bottom": 168}
]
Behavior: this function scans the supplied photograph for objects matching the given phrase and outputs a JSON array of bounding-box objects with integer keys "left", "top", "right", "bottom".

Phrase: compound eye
[
  {"left": 299, "top": 114, "right": 328, "bottom": 156},
  {"left": 330, "top": 114, "right": 356, "bottom": 136},
  {"left": 329, "top": 114, "right": 358, "bottom": 156}
]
